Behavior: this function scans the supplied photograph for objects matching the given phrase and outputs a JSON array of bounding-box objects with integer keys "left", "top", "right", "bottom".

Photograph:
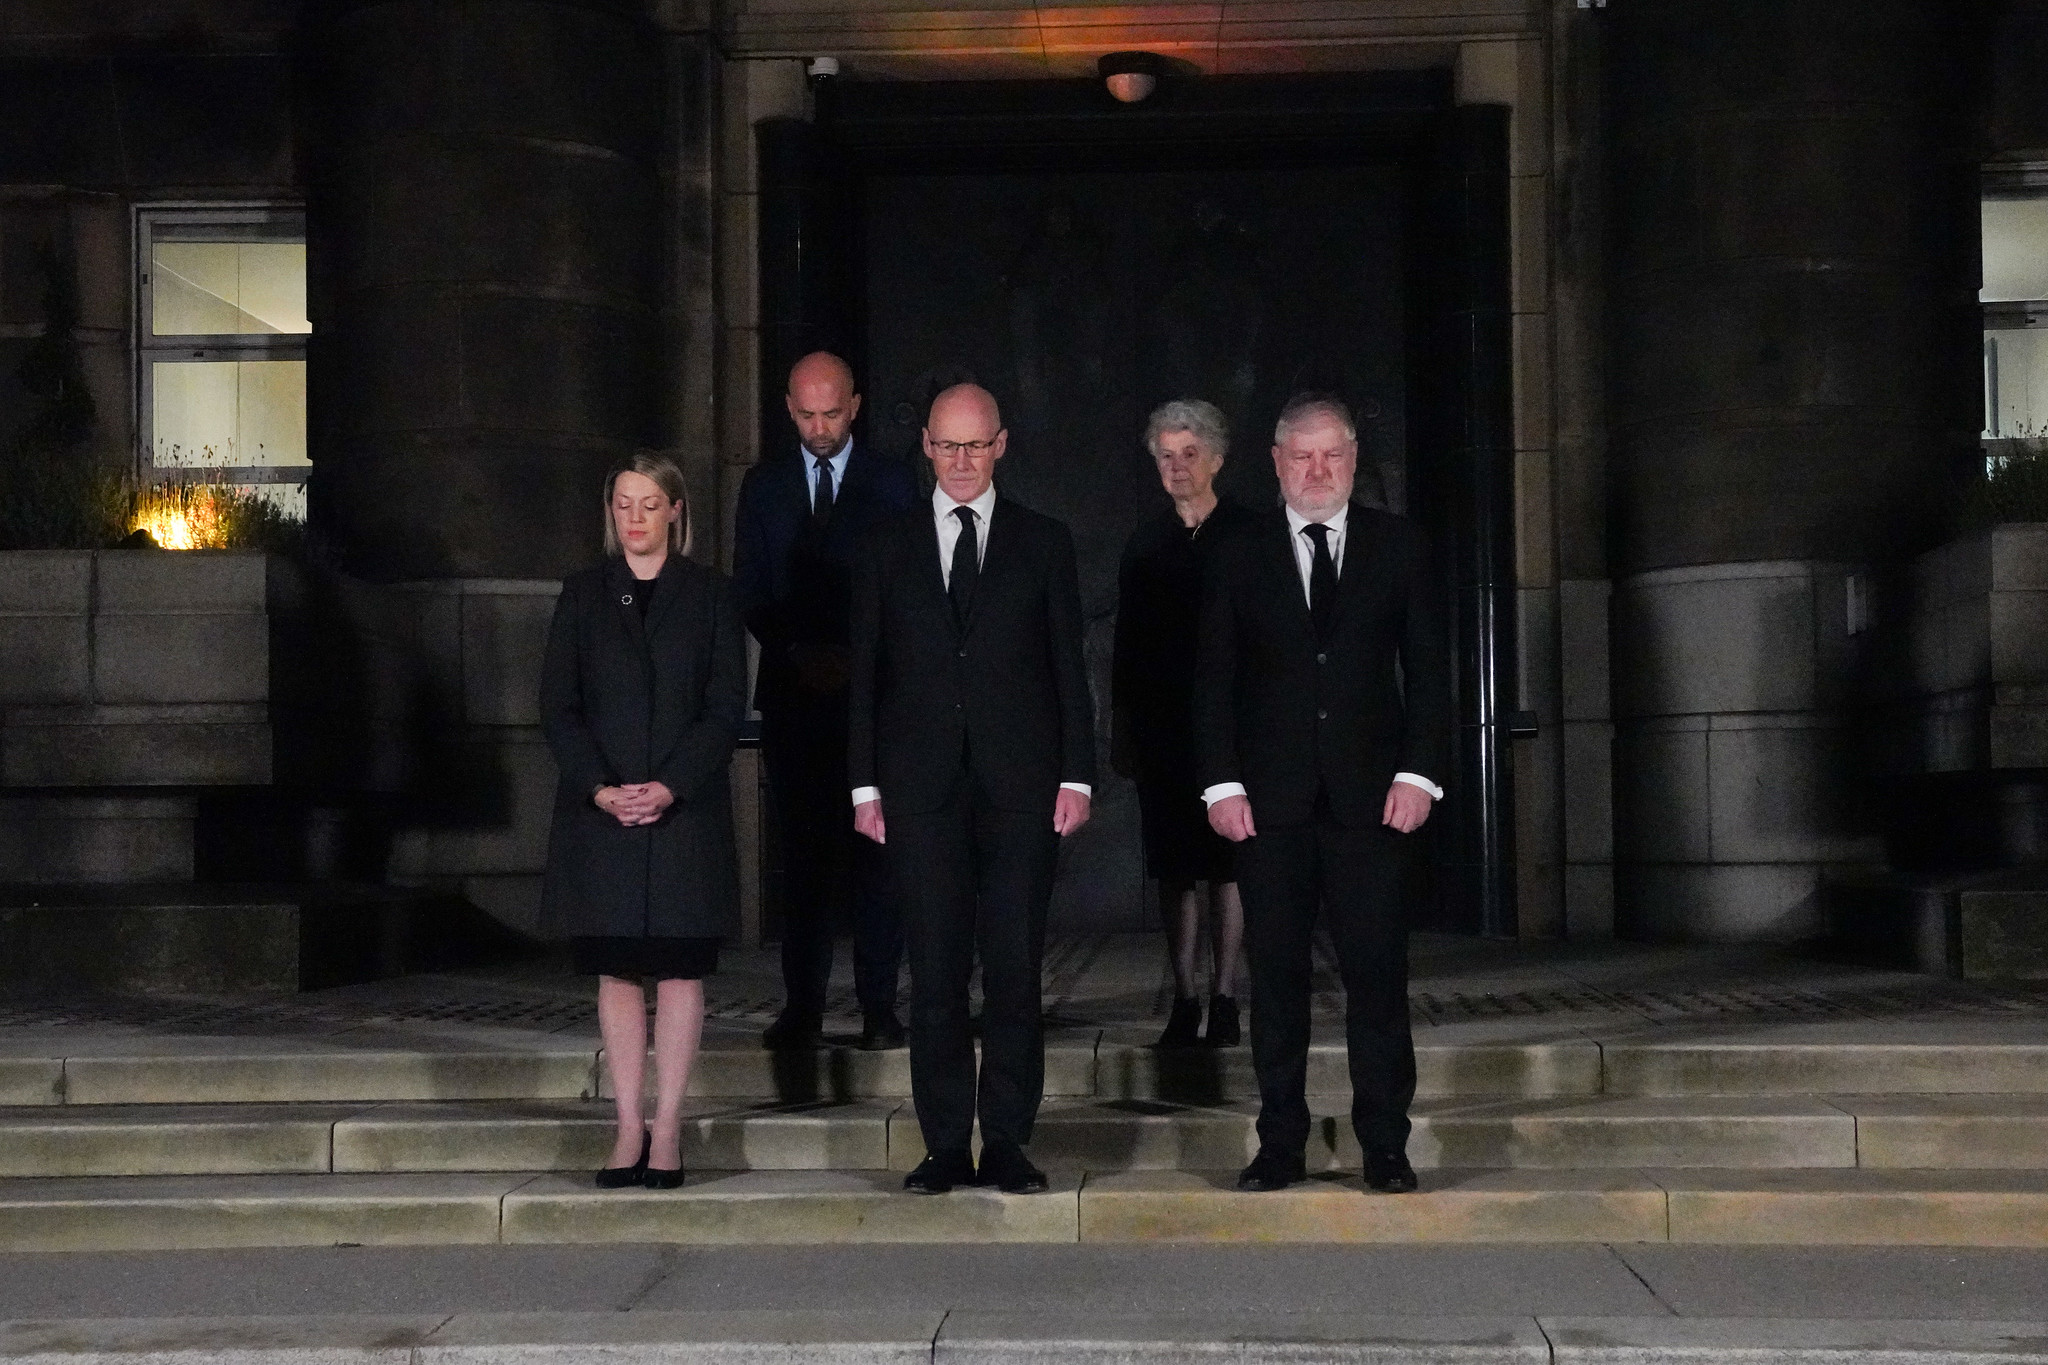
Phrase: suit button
[
  {"left": 954, "top": 702, "right": 963, "bottom": 710},
  {"left": 1316, "top": 653, "right": 1327, "bottom": 665},
  {"left": 956, "top": 649, "right": 966, "bottom": 659},
  {"left": 1318, "top": 709, "right": 1329, "bottom": 721}
]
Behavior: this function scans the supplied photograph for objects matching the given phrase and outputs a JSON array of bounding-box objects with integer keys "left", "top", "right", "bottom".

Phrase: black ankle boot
[
  {"left": 1205, "top": 994, "right": 1240, "bottom": 1047},
  {"left": 1157, "top": 995, "right": 1203, "bottom": 1048}
]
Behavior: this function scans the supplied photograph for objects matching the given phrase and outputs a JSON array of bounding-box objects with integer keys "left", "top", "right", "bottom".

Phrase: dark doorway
[
  {"left": 759, "top": 72, "right": 1516, "bottom": 936},
  {"left": 864, "top": 167, "right": 1408, "bottom": 928}
]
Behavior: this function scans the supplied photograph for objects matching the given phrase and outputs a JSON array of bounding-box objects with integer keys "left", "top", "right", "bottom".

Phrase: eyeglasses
[{"left": 929, "top": 438, "right": 999, "bottom": 456}]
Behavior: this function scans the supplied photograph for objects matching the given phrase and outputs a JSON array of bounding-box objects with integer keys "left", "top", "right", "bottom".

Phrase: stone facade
[{"left": 2, "top": 0, "right": 2042, "bottom": 951}]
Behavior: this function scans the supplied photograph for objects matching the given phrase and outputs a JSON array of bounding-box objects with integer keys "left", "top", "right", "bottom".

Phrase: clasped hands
[
  {"left": 1207, "top": 781, "right": 1434, "bottom": 842},
  {"left": 595, "top": 781, "right": 674, "bottom": 827},
  {"left": 854, "top": 787, "right": 1091, "bottom": 847}
]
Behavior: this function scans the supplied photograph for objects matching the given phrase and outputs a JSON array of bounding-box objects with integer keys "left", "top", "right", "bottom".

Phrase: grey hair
[
  {"left": 1273, "top": 392, "right": 1357, "bottom": 444},
  {"left": 1144, "top": 399, "right": 1229, "bottom": 460}
]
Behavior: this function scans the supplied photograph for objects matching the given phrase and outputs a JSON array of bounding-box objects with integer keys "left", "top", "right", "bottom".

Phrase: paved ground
[
  {"left": 4, "top": 1242, "right": 2048, "bottom": 1321},
  {"left": 5, "top": 932, "right": 2045, "bottom": 1040}
]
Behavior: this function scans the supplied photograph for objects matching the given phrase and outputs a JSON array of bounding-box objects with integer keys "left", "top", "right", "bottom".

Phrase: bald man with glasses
[{"left": 847, "top": 383, "right": 1095, "bottom": 1196}]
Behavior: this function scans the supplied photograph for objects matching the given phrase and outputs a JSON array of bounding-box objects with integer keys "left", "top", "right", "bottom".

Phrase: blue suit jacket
[{"left": 732, "top": 443, "right": 920, "bottom": 712}]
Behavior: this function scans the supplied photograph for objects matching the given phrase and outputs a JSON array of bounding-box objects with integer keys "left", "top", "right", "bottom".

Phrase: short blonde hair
[{"left": 601, "top": 450, "right": 693, "bottom": 558}]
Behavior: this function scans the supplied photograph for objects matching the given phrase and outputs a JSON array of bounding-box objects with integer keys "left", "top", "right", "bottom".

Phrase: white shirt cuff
[
  {"left": 1394, "top": 773, "right": 1443, "bottom": 801},
  {"left": 1060, "top": 783, "right": 1092, "bottom": 797},
  {"left": 851, "top": 786, "right": 880, "bottom": 807},
  {"left": 1201, "top": 782, "right": 1247, "bottom": 808}
]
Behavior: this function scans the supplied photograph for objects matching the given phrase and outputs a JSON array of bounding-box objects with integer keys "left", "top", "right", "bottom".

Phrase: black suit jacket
[
  {"left": 1193, "top": 502, "right": 1450, "bottom": 830},
  {"left": 732, "top": 444, "right": 919, "bottom": 712},
  {"left": 848, "top": 495, "right": 1097, "bottom": 816},
  {"left": 538, "top": 555, "right": 748, "bottom": 938}
]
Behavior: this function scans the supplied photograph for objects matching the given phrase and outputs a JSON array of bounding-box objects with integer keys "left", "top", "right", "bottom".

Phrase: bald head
[
  {"left": 785, "top": 351, "right": 861, "bottom": 460},
  {"left": 923, "top": 383, "right": 1007, "bottom": 505}
]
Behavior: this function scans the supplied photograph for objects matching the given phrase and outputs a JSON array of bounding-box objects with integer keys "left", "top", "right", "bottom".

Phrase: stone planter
[
  {"left": 0, "top": 549, "right": 273, "bottom": 882},
  {"left": 1827, "top": 524, "right": 2048, "bottom": 978}
]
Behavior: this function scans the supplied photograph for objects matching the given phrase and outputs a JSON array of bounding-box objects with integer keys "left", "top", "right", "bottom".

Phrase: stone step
[
  {"left": 1079, "top": 1169, "right": 2048, "bottom": 1245},
  {"left": 11, "top": 1166, "right": 2048, "bottom": 1251},
  {"left": 1599, "top": 1038, "right": 2048, "bottom": 1096},
  {"left": 0, "top": 1100, "right": 901, "bottom": 1178},
  {"left": 16, "top": 1035, "right": 2048, "bottom": 1108},
  {"left": 891, "top": 1096, "right": 1870, "bottom": 1173},
  {"left": 8, "top": 1095, "right": 2048, "bottom": 1180}
]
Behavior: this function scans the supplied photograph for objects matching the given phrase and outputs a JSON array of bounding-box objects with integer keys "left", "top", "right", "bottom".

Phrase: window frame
[{"left": 133, "top": 203, "right": 310, "bottom": 488}]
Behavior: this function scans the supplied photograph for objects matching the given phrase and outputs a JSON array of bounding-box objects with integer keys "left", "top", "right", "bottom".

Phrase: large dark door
[{"left": 862, "top": 168, "right": 1408, "bottom": 930}]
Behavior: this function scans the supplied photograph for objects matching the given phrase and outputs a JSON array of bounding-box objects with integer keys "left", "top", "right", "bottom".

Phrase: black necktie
[
  {"left": 1303, "top": 522, "right": 1336, "bottom": 639},
  {"left": 812, "top": 457, "right": 835, "bottom": 525},
  {"left": 949, "top": 506, "right": 979, "bottom": 625}
]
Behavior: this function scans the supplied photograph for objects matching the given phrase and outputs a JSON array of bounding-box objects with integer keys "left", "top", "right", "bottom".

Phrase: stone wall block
[
  {"left": 1559, "top": 578, "right": 1611, "bottom": 722},
  {"left": 93, "top": 614, "right": 268, "bottom": 706},
  {"left": 461, "top": 587, "right": 561, "bottom": 728},
  {"left": 1991, "top": 705, "right": 2048, "bottom": 770},
  {"left": 1991, "top": 591, "right": 2048, "bottom": 685},
  {"left": 1614, "top": 718, "right": 1709, "bottom": 862},
  {"left": 1993, "top": 523, "right": 2048, "bottom": 592},
  {"left": 0, "top": 618, "right": 90, "bottom": 706},
  {"left": 1516, "top": 585, "right": 1560, "bottom": 724},
  {"left": 386, "top": 733, "right": 558, "bottom": 880},
  {"left": 1622, "top": 862, "right": 1824, "bottom": 944},
  {"left": 1705, "top": 716, "right": 1885, "bottom": 865},
  {"left": 2, "top": 715, "right": 269, "bottom": 787},
  {"left": 90, "top": 612, "right": 265, "bottom": 705},
  {"left": 0, "top": 796, "right": 194, "bottom": 883},
  {"left": 0, "top": 551, "right": 91, "bottom": 614},
  {"left": 1615, "top": 567, "right": 1815, "bottom": 718},
  {"left": 95, "top": 551, "right": 266, "bottom": 614},
  {"left": 1562, "top": 719, "right": 1614, "bottom": 863},
  {"left": 1564, "top": 863, "right": 1615, "bottom": 940}
]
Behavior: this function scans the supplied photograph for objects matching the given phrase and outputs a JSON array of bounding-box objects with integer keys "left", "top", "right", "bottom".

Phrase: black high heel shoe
[
  {"left": 643, "top": 1155, "right": 686, "bottom": 1191},
  {"left": 595, "top": 1133, "right": 650, "bottom": 1189}
]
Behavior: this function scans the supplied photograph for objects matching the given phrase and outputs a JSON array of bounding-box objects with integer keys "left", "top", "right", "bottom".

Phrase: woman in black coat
[
  {"left": 540, "top": 451, "right": 747, "bottom": 1190},
  {"left": 1111, "top": 400, "right": 1252, "bottom": 1049}
]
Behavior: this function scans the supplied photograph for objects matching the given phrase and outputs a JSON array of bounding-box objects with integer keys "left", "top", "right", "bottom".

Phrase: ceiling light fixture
[{"left": 1098, "top": 51, "right": 1166, "bottom": 104}]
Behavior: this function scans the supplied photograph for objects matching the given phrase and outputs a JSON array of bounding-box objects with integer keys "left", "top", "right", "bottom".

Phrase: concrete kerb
[{"left": 7, "top": 1316, "right": 2048, "bottom": 1365}]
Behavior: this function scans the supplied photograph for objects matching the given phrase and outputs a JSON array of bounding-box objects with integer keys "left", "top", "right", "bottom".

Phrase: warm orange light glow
[{"left": 131, "top": 483, "right": 231, "bottom": 550}]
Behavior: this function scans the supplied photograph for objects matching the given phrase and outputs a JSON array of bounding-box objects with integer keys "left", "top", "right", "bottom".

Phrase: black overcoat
[{"left": 538, "top": 554, "right": 748, "bottom": 939}]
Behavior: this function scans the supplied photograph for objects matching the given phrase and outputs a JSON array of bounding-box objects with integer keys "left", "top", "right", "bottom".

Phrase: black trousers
[
  {"left": 762, "top": 694, "right": 902, "bottom": 1023},
  {"left": 1236, "top": 797, "right": 1416, "bottom": 1156},
  {"left": 890, "top": 776, "right": 1060, "bottom": 1154}
]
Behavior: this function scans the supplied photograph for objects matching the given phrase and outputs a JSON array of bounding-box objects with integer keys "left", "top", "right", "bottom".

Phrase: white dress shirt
[
  {"left": 851, "top": 482, "right": 1092, "bottom": 807},
  {"left": 806, "top": 439, "right": 853, "bottom": 512},
  {"left": 1200, "top": 502, "right": 1443, "bottom": 808}
]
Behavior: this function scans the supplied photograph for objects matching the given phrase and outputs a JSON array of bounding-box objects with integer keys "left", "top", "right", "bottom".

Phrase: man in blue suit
[{"left": 734, "top": 352, "right": 919, "bottom": 1050}]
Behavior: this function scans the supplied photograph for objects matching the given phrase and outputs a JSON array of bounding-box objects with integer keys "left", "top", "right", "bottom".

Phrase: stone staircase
[{"left": 7, "top": 1017, "right": 2048, "bottom": 1249}]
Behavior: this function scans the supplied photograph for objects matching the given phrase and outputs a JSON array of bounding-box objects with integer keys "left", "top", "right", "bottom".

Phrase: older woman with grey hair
[{"left": 1111, "top": 399, "right": 1253, "bottom": 1047}]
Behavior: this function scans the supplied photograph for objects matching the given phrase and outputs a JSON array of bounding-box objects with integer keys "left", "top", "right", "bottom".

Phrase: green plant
[
  {"left": 1962, "top": 438, "right": 2048, "bottom": 531},
  {"left": 0, "top": 244, "right": 122, "bottom": 550},
  {"left": 129, "top": 476, "right": 305, "bottom": 553}
]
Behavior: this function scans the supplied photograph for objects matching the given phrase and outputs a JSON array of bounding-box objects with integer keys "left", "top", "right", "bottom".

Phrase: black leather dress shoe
[
  {"left": 977, "top": 1142, "right": 1049, "bottom": 1194},
  {"left": 1235, "top": 1148, "right": 1307, "bottom": 1191},
  {"left": 1364, "top": 1149, "right": 1419, "bottom": 1194},
  {"left": 762, "top": 1011, "right": 824, "bottom": 1051},
  {"left": 903, "top": 1149, "right": 976, "bottom": 1194},
  {"left": 860, "top": 1012, "right": 907, "bottom": 1051}
]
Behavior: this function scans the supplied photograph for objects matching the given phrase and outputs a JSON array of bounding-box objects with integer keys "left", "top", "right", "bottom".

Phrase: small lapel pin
[{"left": 621, "top": 594, "right": 633, "bottom": 606}]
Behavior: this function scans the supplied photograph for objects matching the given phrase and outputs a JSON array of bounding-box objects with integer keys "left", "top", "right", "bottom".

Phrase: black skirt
[
  {"left": 572, "top": 935, "right": 721, "bottom": 982},
  {"left": 1136, "top": 779, "right": 1237, "bottom": 884}
]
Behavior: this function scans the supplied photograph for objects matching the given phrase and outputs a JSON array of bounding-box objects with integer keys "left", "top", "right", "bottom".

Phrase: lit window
[{"left": 136, "top": 207, "right": 309, "bottom": 519}]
